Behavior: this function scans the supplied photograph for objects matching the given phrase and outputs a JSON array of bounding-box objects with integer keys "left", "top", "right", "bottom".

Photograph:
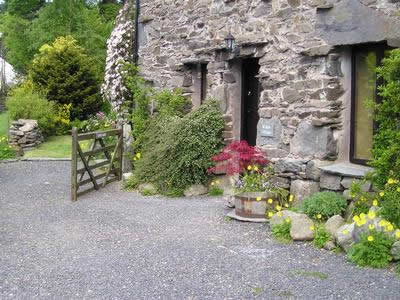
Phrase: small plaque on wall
[{"left": 260, "top": 123, "right": 274, "bottom": 137}]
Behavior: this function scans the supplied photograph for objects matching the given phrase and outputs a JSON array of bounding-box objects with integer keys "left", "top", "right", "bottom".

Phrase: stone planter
[{"left": 227, "top": 191, "right": 278, "bottom": 222}]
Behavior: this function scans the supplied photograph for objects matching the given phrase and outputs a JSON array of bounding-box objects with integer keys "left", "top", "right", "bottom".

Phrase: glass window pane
[{"left": 353, "top": 50, "right": 375, "bottom": 161}]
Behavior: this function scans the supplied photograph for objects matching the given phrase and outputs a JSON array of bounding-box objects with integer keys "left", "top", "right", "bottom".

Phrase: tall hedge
[{"left": 29, "top": 36, "right": 102, "bottom": 120}]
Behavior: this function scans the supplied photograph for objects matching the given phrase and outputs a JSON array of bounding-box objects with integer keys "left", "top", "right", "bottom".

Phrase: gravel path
[{"left": 1, "top": 161, "right": 399, "bottom": 299}]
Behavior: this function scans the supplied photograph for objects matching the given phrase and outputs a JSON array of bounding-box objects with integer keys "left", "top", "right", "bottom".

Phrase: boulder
[
  {"left": 325, "top": 215, "right": 345, "bottom": 236},
  {"left": 290, "top": 180, "right": 320, "bottom": 207},
  {"left": 269, "top": 210, "right": 302, "bottom": 226},
  {"left": 320, "top": 173, "right": 342, "bottom": 191},
  {"left": 335, "top": 223, "right": 355, "bottom": 252},
  {"left": 290, "top": 214, "right": 315, "bottom": 241},
  {"left": 324, "top": 240, "right": 336, "bottom": 251},
  {"left": 138, "top": 183, "right": 157, "bottom": 195},
  {"left": 184, "top": 184, "right": 208, "bottom": 197},
  {"left": 391, "top": 241, "right": 400, "bottom": 261}
]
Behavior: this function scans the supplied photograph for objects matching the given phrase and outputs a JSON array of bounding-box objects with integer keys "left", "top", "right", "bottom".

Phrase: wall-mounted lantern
[{"left": 224, "top": 32, "right": 236, "bottom": 52}]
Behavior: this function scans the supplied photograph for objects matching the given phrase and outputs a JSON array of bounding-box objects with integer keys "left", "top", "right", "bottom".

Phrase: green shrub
[
  {"left": 29, "top": 36, "right": 103, "bottom": 120},
  {"left": 379, "top": 179, "right": 400, "bottom": 228},
  {"left": 302, "top": 191, "right": 347, "bottom": 221},
  {"left": 272, "top": 220, "right": 292, "bottom": 243},
  {"left": 370, "top": 49, "right": 400, "bottom": 188},
  {"left": 154, "top": 88, "right": 189, "bottom": 117},
  {"left": 313, "top": 225, "right": 332, "bottom": 249},
  {"left": 209, "top": 186, "right": 224, "bottom": 196},
  {"left": 349, "top": 180, "right": 375, "bottom": 217},
  {"left": 348, "top": 231, "right": 394, "bottom": 268},
  {"left": 131, "top": 101, "right": 225, "bottom": 195},
  {"left": 6, "top": 86, "right": 56, "bottom": 136},
  {"left": 0, "top": 136, "right": 16, "bottom": 160}
]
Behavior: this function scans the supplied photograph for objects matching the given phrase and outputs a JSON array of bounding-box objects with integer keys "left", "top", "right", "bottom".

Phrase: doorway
[{"left": 241, "top": 58, "right": 260, "bottom": 146}]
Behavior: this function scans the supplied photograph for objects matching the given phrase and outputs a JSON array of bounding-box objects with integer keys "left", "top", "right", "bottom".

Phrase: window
[
  {"left": 350, "top": 44, "right": 388, "bottom": 165},
  {"left": 200, "top": 63, "right": 208, "bottom": 104}
]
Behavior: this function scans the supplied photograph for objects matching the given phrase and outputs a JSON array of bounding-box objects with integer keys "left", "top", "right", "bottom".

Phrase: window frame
[{"left": 350, "top": 43, "right": 387, "bottom": 165}]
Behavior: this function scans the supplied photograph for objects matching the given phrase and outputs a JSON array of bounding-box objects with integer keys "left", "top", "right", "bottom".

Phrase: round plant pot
[{"left": 234, "top": 191, "right": 277, "bottom": 220}]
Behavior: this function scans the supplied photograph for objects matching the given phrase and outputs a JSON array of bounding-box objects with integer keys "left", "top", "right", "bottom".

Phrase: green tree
[
  {"left": 29, "top": 36, "right": 103, "bottom": 120},
  {"left": 7, "top": 0, "right": 45, "bottom": 19}
]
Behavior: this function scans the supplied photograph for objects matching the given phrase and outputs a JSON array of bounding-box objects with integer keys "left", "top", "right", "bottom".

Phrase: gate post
[{"left": 71, "top": 127, "right": 78, "bottom": 201}]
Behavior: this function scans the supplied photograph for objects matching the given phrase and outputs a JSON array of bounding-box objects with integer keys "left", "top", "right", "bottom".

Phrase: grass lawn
[
  {"left": 24, "top": 135, "right": 72, "bottom": 159},
  {"left": 0, "top": 111, "right": 9, "bottom": 136}
]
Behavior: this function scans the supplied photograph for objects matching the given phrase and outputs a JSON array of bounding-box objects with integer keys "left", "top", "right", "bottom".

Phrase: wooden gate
[{"left": 71, "top": 127, "right": 123, "bottom": 201}]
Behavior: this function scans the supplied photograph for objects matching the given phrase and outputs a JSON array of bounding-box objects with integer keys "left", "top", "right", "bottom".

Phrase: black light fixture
[{"left": 224, "top": 32, "right": 236, "bottom": 52}]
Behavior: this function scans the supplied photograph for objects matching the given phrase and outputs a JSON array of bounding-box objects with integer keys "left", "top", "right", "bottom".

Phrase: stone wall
[
  {"left": 9, "top": 119, "right": 44, "bottom": 150},
  {"left": 105, "top": 0, "right": 400, "bottom": 196}
]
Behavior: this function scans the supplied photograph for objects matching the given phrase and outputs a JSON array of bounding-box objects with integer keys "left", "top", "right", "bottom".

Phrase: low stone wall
[{"left": 9, "top": 119, "right": 44, "bottom": 150}]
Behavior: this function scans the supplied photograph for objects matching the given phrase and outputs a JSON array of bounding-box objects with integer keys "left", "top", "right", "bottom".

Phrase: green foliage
[
  {"left": 349, "top": 180, "right": 374, "bottom": 216},
  {"left": 99, "top": 2, "right": 122, "bottom": 22},
  {"left": 155, "top": 88, "right": 189, "bottom": 117},
  {"left": 272, "top": 220, "right": 292, "bottom": 243},
  {"left": 7, "top": 0, "right": 45, "bottom": 19},
  {"left": 302, "top": 191, "right": 347, "bottom": 221},
  {"left": 209, "top": 186, "right": 224, "bottom": 196},
  {"left": 29, "top": 36, "right": 102, "bottom": 120},
  {"left": 313, "top": 224, "right": 332, "bottom": 249},
  {"left": 0, "top": 0, "right": 114, "bottom": 75},
  {"left": 348, "top": 231, "right": 394, "bottom": 268},
  {"left": 0, "top": 136, "right": 16, "bottom": 160},
  {"left": 6, "top": 86, "right": 56, "bottom": 135},
  {"left": 379, "top": 179, "right": 400, "bottom": 228},
  {"left": 370, "top": 49, "right": 400, "bottom": 188},
  {"left": 131, "top": 101, "right": 225, "bottom": 195}
]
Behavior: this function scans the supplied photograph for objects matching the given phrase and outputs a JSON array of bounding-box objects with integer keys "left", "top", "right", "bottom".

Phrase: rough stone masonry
[{"left": 103, "top": 0, "right": 400, "bottom": 200}]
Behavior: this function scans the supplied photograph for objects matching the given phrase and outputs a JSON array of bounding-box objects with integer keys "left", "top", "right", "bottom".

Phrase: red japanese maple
[{"left": 208, "top": 140, "right": 269, "bottom": 175}]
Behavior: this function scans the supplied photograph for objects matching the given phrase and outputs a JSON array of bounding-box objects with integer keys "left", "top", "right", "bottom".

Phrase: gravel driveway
[{"left": 0, "top": 161, "right": 399, "bottom": 299}]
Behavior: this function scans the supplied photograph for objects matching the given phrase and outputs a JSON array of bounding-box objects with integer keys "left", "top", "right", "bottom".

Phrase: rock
[
  {"left": 275, "top": 159, "right": 306, "bottom": 174},
  {"left": 257, "top": 117, "right": 282, "bottom": 147},
  {"left": 325, "top": 215, "right": 345, "bottom": 236},
  {"left": 341, "top": 177, "right": 371, "bottom": 191},
  {"left": 344, "top": 201, "right": 355, "bottom": 222},
  {"left": 282, "top": 87, "right": 301, "bottom": 103},
  {"left": 269, "top": 210, "right": 303, "bottom": 226},
  {"left": 305, "top": 160, "right": 322, "bottom": 181},
  {"left": 184, "top": 184, "right": 208, "bottom": 197},
  {"left": 138, "top": 183, "right": 157, "bottom": 195},
  {"left": 19, "top": 120, "right": 38, "bottom": 132},
  {"left": 224, "top": 195, "right": 235, "bottom": 208},
  {"left": 290, "top": 214, "right": 315, "bottom": 241},
  {"left": 290, "top": 180, "right": 320, "bottom": 207},
  {"left": 320, "top": 173, "right": 342, "bottom": 191},
  {"left": 290, "top": 121, "right": 337, "bottom": 159},
  {"left": 324, "top": 240, "right": 336, "bottom": 251},
  {"left": 270, "top": 176, "right": 290, "bottom": 189},
  {"left": 335, "top": 223, "right": 355, "bottom": 252},
  {"left": 392, "top": 240, "right": 400, "bottom": 261},
  {"left": 122, "top": 172, "right": 132, "bottom": 182}
]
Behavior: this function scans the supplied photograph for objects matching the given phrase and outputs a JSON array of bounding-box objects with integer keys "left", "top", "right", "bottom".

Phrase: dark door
[{"left": 241, "top": 58, "right": 260, "bottom": 146}]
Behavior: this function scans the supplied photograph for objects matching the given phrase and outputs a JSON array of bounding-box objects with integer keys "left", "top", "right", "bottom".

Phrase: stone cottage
[{"left": 104, "top": 0, "right": 400, "bottom": 202}]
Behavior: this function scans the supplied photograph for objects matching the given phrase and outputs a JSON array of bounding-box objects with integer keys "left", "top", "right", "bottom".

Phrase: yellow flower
[
  {"left": 395, "top": 231, "right": 400, "bottom": 239},
  {"left": 353, "top": 215, "right": 360, "bottom": 222},
  {"left": 256, "top": 197, "right": 262, "bottom": 202},
  {"left": 284, "top": 203, "right": 289, "bottom": 208},
  {"left": 268, "top": 198, "right": 273, "bottom": 204},
  {"left": 247, "top": 165, "right": 252, "bottom": 171},
  {"left": 386, "top": 224, "right": 394, "bottom": 232},
  {"left": 289, "top": 195, "right": 294, "bottom": 202},
  {"left": 368, "top": 224, "right": 375, "bottom": 230},
  {"left": 342, "top": 229, "right": 349, "bottom": 235},
  {"left": 276, "top": 205, "right": 282, "bottom": 211},
  {"left": 253, "top": 166, "right": 259, "bottom": 171},
  {"left": 211, "top": 182, "right": 215, "bottom": 186},
  {"left": 285, "top": 217, "right": 291, "bottom": 223},
  {"left": 277, "top": 212, "right": 283, "bottom": 217},
  {"left": 360, "top": 196, "right": 366, "bottom": 202},
  {"left": 372, "top": 200, "right": 378, "bottom": 207},
  {"left": 133, "top": 157, "right": 137, "bottom": 161},
  {"left": 388, "top": 178, "right": 395, "bottom": 184},
  {"left": 136, "top": 152, "right": 141, "bottom": 159},
  {"left": 397, "top": 187, "right": 400, "bottom": 193},
  {"left": 309, "top": 225, "right": 315, "bottom": 231},
  {"left": 379, "top": 192, "right": 385, "bottom": 197},
  {"left": 360, "top": 213, "right": 366, "bottom": 220},
  {"left": 379, "top": 220, "right": 387, "bottom": 227},
  {"left": 350, "top": 193, "right": 355, "bottom": 198},
  {"left": 268, "top": 212, "right": 274, "bottom": 218},
  {"left": 316, "top": 214, "right": 322, "bottom": 219},
  {"left": 215, "top": 180, "right": 220, "bottom": 184},
  {"left": 368, "top": 211, "right": 376, "bottom": 220},
  {"left": 368, "top": 236, "right": 374, "bottom": 242}
]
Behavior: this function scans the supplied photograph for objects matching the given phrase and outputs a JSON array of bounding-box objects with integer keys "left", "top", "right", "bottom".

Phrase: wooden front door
[{"left": 241, "top": 58, "right": 260, "bottom": 146}]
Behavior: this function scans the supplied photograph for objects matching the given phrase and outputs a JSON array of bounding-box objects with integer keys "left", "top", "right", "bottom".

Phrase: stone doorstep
[{"left": 318, "top": 162, "right": 373, "bottom": 179}]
